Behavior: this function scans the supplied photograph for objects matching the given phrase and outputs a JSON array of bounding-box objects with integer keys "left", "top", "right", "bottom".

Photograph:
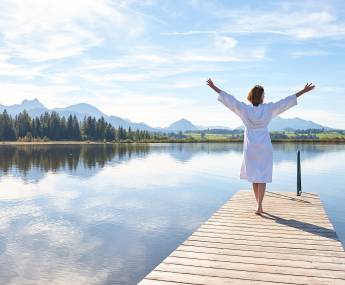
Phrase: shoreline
[{"left": 1, "top": 139, "right": 345, "bottom": 145}]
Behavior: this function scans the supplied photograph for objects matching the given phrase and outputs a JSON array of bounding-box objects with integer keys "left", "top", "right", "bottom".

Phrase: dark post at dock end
[{"left": 297, "top": 150, "right": 302, "bottom": 196}]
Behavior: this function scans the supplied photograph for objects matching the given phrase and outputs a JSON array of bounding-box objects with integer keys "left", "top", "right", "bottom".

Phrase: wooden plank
[
  {"left": 163, "top": 256, "right": 345, "bottom": 279},
  {"left": 138, "top": 191, "right": 345, "bottom": 284},
  {"left": 143, "top": 271, "right": 292, "bottom": 285},
  {"left": 150, "top": 263, "right": 344, "bottom": 285},
  {"left": 171, "top": 249, "right": 345, "bottom": 271},
  {"left": 200, "top": 224, "right": 339, "bottom": 239},
  {"left": 192, "top": 231, "right": 342, "bottom": 247},
  {"left": 176, "top": 244, "right": 345, "bottom": 265}
]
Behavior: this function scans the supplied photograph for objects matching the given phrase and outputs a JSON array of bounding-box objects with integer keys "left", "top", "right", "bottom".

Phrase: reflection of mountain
[{"left": 1, "top": 143, "right": 344, "bottom": 183}]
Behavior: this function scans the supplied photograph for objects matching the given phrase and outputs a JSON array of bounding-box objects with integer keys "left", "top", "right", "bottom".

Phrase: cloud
[
  {"left": 162, "top": 2, "right": 345, "bottom": 40},
  {"left": 176, "top": 53, "right": 240, "bottom": 62},
  {"left": 227, "top": 10, "right": 345, "bottom": 39},
  {"left": 0, "top": 52, "right": 48, "bottom": 79},
  {"left": 219, "top": 36, "right": 238, "bottom": 49},
  {"left": 0, "top": 0, "right": 146, "bottom": 62},
  {"left": 289, "top": 50, "right": 331, "bottom": 58}
]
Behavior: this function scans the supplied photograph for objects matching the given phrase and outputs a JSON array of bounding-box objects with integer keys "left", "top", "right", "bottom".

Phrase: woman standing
[{"left": 207, "top": 79, "right": 315, "bottom": 215}]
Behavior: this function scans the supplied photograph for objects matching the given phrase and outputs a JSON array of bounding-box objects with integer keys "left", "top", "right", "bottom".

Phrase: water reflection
[
  {"left": 1, "top": 143, "right": 343, "bottom": 182},
  {"left": 0, "top": 144, "right": 151, "bottom": 183},
  {"left": 0, "top": 143, "right": 344, "bottom": 285}
]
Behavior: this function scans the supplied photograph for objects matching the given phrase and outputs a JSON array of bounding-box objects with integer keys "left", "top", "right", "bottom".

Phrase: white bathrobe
[{"left": 217, "top": 90, "right": 298, "bottom": 183}]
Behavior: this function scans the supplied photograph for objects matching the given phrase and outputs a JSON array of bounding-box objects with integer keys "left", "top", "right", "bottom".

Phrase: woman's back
[
  {"left": 217, "top": 90, "right": 298, "bottom": 129},
  {"left": 242, "top": 104, "right": 272, "bottom": 129}
]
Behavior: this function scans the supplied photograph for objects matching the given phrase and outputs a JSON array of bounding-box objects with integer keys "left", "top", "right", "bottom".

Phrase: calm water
[{"left": 0, "top": 143, "right": 344, "bottom": 284}]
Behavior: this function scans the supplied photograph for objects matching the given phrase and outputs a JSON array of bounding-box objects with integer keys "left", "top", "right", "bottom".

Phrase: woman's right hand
[
  {"left": 302, "top": 83, "right": 315, "bottom": 93},
  {"left": 296, "top": 83, "right": 315, "bottom": 97}
]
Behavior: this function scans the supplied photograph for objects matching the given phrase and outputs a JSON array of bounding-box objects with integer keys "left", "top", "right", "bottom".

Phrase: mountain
[
  {"left": 236, "top": 116, "right": 331, "bottom": 131},
  {"left": 165, "top": 118, "right": 199, "bottom": 132},
  {"left": 0, "top": 99, "right": 334, "bottom": 132},
  {"left": 107, "top": 115, "right": 156, "bottom": 131},
  {"left": 268, "top": 117, "right": 328, "bottom": 131},
  {"left": 196, "top": 125, "right": 232, "bottom": 130},
  {"left": 53, "top": 103, "right": 104, "bottom": 118},
  {"left": 0, "top": 99, "right": 47, "bottom": 116}
]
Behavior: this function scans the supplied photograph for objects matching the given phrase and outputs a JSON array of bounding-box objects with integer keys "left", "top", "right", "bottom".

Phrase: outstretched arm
[
  {"left": 295, "top": 83, "right": 315, "bottom": 97},
  {"left": 271, "top": 83, "right": 316, "bottom": 118},
  {"left": 206, "top": 78, "right": 245, "bottom": 117}
]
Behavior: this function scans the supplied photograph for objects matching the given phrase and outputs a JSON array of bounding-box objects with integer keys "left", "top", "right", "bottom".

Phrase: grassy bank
[{"left": 1, "top": 138, "right": 345, "bottom": 144}]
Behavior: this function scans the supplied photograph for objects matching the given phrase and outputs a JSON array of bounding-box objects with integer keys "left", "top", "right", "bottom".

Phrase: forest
[{"left": 0, "top": 110, "right": 157, "bottom": 142}]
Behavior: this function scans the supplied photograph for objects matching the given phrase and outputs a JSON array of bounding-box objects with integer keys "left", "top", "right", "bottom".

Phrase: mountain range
[{"left": 0, "top": 99, "right": 332, "bottom": 132}]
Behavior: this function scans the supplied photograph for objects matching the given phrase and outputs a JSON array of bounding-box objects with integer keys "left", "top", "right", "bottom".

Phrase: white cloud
[
  {"left": 176, "top": 53, "right": 240, "bottom": 62},
  {"left": 220, "top": 4, "right": 345, "bottom": 39},
  {"left": 162, "top": 2, "right": 345, "bottom": 40},
  {"left": 0, "top": 54, "right": 48, "bottom": 79},
  {"left": 220, "top": 36, "right": 238, "bottom": 49},
  {"left": 0, "top": 0, "right": 145, "bottom": 62},
  {"left": 289, "top": 50, "right": 331, "bottom": 58}
]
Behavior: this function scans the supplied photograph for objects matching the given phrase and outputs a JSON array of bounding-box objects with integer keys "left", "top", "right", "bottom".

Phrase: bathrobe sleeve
[
  {"left": 270, "top": 94, "right": 298, "bottom": 118},
  {"left": 217, "top": 90, "right": 246, "bottom": 118}
]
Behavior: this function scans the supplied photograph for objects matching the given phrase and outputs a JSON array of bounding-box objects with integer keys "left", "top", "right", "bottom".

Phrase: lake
[{"left": 0, "top": 143, "right": 344, "bottom": 285}]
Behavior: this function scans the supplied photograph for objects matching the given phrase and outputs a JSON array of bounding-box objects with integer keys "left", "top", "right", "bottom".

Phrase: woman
[{"left": 207, "top": 78, "right": 315, "bottom": 215}]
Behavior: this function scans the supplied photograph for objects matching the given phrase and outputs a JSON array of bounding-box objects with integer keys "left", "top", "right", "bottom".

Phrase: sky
[{"left": 0, "top": 0, "right": 345, "bottom": 129}]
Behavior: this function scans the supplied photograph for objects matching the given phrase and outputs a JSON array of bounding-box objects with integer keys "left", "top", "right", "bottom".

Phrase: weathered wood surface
[{"left": 138, "top": 190, "right": 345, "bottom": 285}]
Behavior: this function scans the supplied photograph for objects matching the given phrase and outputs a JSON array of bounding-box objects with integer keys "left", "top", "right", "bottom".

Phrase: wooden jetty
[{"left": 139, "top": 190, "right": 345, "bottom": 285}]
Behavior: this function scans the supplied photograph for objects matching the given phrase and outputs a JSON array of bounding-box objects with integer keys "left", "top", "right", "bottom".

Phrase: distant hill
[
  {"left": 268, "top": 116, "right": 328, "bottom": 131},
  {"left": 236, "top": 116, "right": 331, "bottom": 131},
  {"left": 53, "top": 103, "right": 105, "bottom": 118},
  {"left": 165, "top": 118, "right": 199, "bottom": 132},
  {"left": 0, "top": 99, "right": 333, "bottom": 132}
]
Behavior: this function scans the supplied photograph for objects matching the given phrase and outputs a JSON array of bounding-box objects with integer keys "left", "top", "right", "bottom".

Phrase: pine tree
[
  {"left": 0, "top": 110, "right": 16, "bottom": 141},
  {"left": 15, "top": 110, "right": 31, "bottom": 138}
]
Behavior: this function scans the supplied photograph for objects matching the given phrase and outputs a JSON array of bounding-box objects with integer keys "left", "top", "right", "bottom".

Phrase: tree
[
  {"left": 72, "top": 115, "right": 81, "bottom": 140},
  {"left": 67, "top": 115, "right": 74, "bottom": 140},
  {"left": 0, "top": 111, "right": 162, "bottom": 142},
  {"left": 15, "top": 110, "right": 31, "bottom": 138},
  {"left": 0, "top": 110, "right": 16, "bottom": 141},
  {"left": 49, "top": 111, "right": 62, "bottom": 140},
  {"left": 31, "top": 117, "right": 41, "bottom": 138}
]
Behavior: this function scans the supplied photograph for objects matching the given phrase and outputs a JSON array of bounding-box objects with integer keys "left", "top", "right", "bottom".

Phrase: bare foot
[{"left": 255, "top": 206, "right": 263, "bottom": 215}]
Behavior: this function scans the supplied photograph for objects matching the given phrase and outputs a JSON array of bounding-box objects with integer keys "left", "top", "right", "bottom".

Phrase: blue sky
[{"left": 0, "top": 0, "right": 345, "bottom": 128}]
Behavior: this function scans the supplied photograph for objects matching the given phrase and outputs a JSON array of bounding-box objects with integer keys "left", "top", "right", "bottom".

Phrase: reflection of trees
[
  {"left": 0, "top": 144, "right": 150, "bottom": 176},
  {"left": 0, "top": 143, "right": 344, "bottom": 181}
]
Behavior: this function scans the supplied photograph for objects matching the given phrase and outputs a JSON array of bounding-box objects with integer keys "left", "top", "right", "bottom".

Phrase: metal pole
[{"left": 297, "top": 150, "right": 302, "bottom": 196}]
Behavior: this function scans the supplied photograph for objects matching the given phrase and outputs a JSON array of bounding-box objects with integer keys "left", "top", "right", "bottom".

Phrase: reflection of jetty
[{"left": 139, "top": 191, "right": 345, "bottom": 284}]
